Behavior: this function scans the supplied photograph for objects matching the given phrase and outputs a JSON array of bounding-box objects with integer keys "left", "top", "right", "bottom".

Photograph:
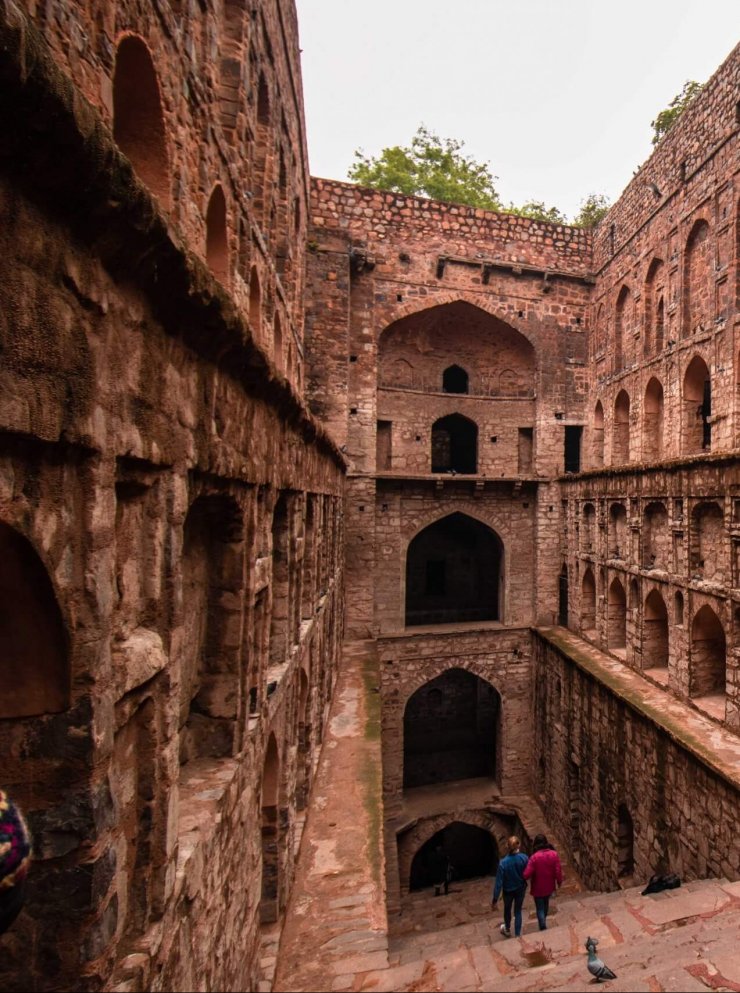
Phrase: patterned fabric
[{"left": 0, "top": 791, "right": 32, "bottom": 890}]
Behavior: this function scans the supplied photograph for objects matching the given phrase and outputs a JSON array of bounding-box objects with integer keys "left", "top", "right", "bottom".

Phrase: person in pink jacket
[{"left": 523, "top": 834, "right": 563, "bottom": 930}]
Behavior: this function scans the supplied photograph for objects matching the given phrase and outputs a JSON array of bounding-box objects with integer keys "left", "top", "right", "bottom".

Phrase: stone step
[{"left": 370, "top": 878, "right": 740, "bottom": 993}]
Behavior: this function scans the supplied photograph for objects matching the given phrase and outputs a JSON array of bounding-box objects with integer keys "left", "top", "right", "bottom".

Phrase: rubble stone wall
[
  {"left": 0, "top": 3, "right": 344, "bottom": 991},
  {"left": 533, "top": 631, "right": 740, "bottom": 892}
]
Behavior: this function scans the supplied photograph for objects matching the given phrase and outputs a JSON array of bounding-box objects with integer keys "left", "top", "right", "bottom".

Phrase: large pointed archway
[
  {"left": 403, "top": 668, "right": 501, "bottom": 789},
  {"left": 405, "top": 513, "right": 503, "bottom": 626}
]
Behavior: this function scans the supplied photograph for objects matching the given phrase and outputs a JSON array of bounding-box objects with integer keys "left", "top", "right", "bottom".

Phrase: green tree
[
  {"left": 508, "top": 200, "right": 568, "bottom": 224},
  {"left": 650, "top": 80, "right": 702, "bottom": 145},
  {"left": 572, "top": 193, "right": 611, "bottom": 229},
  {"left": 348, "top": 125, "right": 502, "bottom": 210}
]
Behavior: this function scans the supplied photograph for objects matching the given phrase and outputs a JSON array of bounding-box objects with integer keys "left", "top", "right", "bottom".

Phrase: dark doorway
[
  {"left": 431, "top": 414, "right": 478, "bottom": 473},
  {"left": 564, "top": 426, "right": 583, "bottom": 473},
  {"left": 404, "top": 668, "right": 500, "bottom": 788},
  {"left": 442, "top": 365, "right": 469, "bottom": 394},
  {"left": 558, "top": 564, "right": 568, "bottom": 627},
  {"left": 405, "top": 513, "right": 502, "bottom": 625},
  {"left": 410, "top": 823, "right": 498, "bottom": 890}
]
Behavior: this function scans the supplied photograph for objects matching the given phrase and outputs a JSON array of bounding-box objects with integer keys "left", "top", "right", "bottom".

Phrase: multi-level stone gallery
[{"left": 0, "top": 1, "right": 739, "bottom": 990}]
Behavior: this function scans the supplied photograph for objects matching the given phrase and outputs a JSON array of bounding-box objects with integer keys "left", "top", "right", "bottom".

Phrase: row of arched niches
[{"left": 82, "top": 7, "right": 302, "bottom": 384}]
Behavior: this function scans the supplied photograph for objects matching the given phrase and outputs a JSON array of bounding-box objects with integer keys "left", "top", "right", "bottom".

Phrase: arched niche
[
  {"left": 582, "top": 503, "right": 596, "bottom": 553},
  {"left": 295, "top": 668, "right": 311, "bottom": 810},
  {"left": 403, "top": 668, "right": 501, "bottom": 789},
  {"left": 683, "top": 219, "right": 711, "bottom": 338},
  {"left": 273, "top": 312, "right": 284, "bottom": 372},
  {"left": 431, "top": 413, "right": 478, "bottom": 473},
  {"left": 405, "top": 513, "right": 503, "bottom": 626},
  {"left": 608, "top": 503, "right": 627, "bottom": 559},
  {"left": 249, "top": 266, "right": 262, "bottom": 338},
  {"left": 644, "top": 259, "right": 665, "bottom": 357},
  {"left": 0, "top": 523, "right": 69, "bottom": 718},
  {"left": 205, "top": 184, "right": 229, "bottom": 284},
  {"left": 113, "top": 36, "right": 170, "bottom": 206},
  {"left": 643, "top": 501, "right": 669, "bottom": 570},
  {"left": 691, "top": 501, "right": 725, "bottom": 583},
  {"left": 607, "top": 577, "right": 626, "bottom": 653},
  {"left": 613, "top": 390, "right": 631, "bottom": 465},
  {"left": 593, "top": 401, "right": 604, "bottom": 468},
  {"left": 644, "top": 589, "right": 669, "bottom": 671},
  {"left": 643, "top": 377, "right": 664, "bottom": 462},
  {"left": 614, "top": 285, "right": 631, "bottom": 372},
  {"left": 581, "top": 567, "right": 596, "bottom": 634},
  {"left": 409, "top": 822, "right": 498, "bottom": 891},
  {"left": 442, "top": 364, "right": 469, "bottom": 394},
  {"left": 683, "top": 356, "right": 711, "bottom": 454},
  {"left": 378, "top": 301, "right": 535, "bottom": 396},
  {"left": 690, "top": 605, "right": 726, "bottom": 704},
  {"left": 179, "top": 494, "right": 244, "bottom": 765}
]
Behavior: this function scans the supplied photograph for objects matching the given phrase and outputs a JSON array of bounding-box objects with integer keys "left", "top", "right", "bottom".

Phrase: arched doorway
[
  {"left": 644, "top": 589, "right": 669, "bottom": 674},
  {"left": 558, "top": 564, "right": 569, "bottom": 627},
  {"left": 431, "top": 414, "right": 478, "bottom": 473},
  {"left": 403, "top": 669, "right": 500, "bottom": 789},
  {"left": 405, "top": 513, "right": 503, "bottom": 625},
  {"left": 442, "top": 365, "right": 469, "bottom": 394},
  {"left": 410, "top": 823, "right": 498, "bottom": 891},
  {"left": 643, "top": 377, "right": 664, "bottom": 461},
  {"left": 607, "top": 578, "right": 627, "bottom": 654},
  {"left": 581, "top": 568, "right": 596, "bottom": 634},
  {"left": 593, "top": 401, "right": 604, "bottom": 468},
  {"left": 613, "top": 390, "right": 631, "bottom": 465},
  {"left": 683, "top": 356, "right": 711, "bottom": 454},
  {"left": 690, "top": 605, "right": 726, "bottom": 706}
]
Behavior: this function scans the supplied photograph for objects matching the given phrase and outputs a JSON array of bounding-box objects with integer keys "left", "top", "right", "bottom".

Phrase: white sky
[{"left": 295, "top": 0, "right": 740, "bottom": 220}]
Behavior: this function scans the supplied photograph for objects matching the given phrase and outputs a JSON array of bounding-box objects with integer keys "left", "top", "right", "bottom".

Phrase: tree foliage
[
  {"left": 507, "top": 200, "right": 568, "bottom": 224},
  {"left": 572, "top": 193, "right": 611, "bottom": 229},
  {"left": 348, "top": 126, "right": 502, "bottom": 211},
  {"left": 650, "top": 80, "right": 702, "bottom": 145},
  {"left": 348, "top": 125, "right": 609, "bottom": 227}
]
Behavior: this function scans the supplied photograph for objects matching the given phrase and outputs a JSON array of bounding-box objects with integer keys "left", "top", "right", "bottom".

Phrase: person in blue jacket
[{"left": 491, "top": 835, "right": 529, "bottom": 937}]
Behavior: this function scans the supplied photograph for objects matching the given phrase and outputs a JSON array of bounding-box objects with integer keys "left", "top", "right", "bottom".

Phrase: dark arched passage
[
  {"left": 403, "top": 668, "right": 500, "bottom": 788},
  {"left": 431, "top": 414, "right": 478, "bottom": 473},
  {"left": 410, "top": 822, "right": 498, "bottom": 890},
  {"left": 405, "top": 513, "right": 502, "bottom": 625},
  {"left": 442, "top": 365, "right": 469, "bottom": 394}
]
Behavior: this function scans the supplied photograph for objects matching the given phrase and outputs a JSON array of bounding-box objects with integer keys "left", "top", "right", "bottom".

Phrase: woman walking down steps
[{"left": 491, "top": 835, "right": 528, "bottom": 938}]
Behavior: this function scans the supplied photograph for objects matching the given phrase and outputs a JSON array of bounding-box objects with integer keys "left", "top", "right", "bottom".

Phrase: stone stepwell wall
[{"left": 533, "top": 629, "right": 740, "bottom": 894}]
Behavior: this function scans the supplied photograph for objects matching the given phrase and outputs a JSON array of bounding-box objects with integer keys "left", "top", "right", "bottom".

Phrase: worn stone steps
[{"left": 356, "top": 877, "right": 740, "bottom": 992}]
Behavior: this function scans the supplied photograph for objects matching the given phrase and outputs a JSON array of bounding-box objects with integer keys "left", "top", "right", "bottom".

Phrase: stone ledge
[{"left": 537, "top": 626, "right": 740, "bottom": 793}]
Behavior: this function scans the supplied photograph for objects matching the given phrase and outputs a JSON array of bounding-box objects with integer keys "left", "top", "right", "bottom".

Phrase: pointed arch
[
  {"left": 643, "top": 377, "right": 664, "bottom": 461},
  {"left": 690, "top": 605, "right": 726, "bottom": 702},
  {"left": 614, "top": 285, "right": 631, "bottom": 372},
  {"left": 442, "top": 364, "right": 469, "bottom": 394},
  {"left": 592, "top": 400, "right": 604, "bottom": 468},
  {"left": 431, "top": 413, "right": 478, "bottom": 473},
  {"left": 613, "top": 390, "right": 631, "bottom": 465},
  {"left": 607, "top": 577, "right": 626, "bottom": 652},
  {"left": 683, "top": 355, "right": 711, "bottom": 453},
  {"left": 644, "top": 259, "right": 664, "bottom": 357},
  {"left": 405, "top": 513, "right": 503, "bottom": 625},
  {"left": 581, "top": 567, "right": 596, "bottom": 633},
  {"left": 113, "top": 35, "right": 170, "bottom": 206},
  {"left": 205, "top": 184, "right": 229, "bottom": 284},
  {"left": 683, "top": 219, "right": 711, "bottom": 338},
  {"left": 644, "top": 589, "right": 669, "bottom": 670}
]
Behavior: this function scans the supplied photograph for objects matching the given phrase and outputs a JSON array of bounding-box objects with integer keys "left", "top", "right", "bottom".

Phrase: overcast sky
[{"left": 295, "top": 1, "right": 740, "bottom": 220}]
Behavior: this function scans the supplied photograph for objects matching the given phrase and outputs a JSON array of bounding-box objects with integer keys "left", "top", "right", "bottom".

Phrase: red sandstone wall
[
  {"left": 0, "top": 4, "right": 344, "bottom": 991},
  {"left": 307, "top": 180, "right": 594, "bottom": 637}
]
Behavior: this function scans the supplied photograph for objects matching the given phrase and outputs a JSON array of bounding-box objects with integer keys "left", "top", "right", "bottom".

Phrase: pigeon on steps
[{"left": 585, "top": 936, "right": 617, "bottom": 982}]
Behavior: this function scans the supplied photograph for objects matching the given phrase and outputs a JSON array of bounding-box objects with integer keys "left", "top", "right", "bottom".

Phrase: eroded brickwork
[{"left": 0, "top": 2, "right": 343, "bottom": 991}]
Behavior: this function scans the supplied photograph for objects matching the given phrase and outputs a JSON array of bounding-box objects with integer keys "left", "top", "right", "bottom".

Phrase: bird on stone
[{"left": 585, "top": 937, "right": 617, "bottom": 982}]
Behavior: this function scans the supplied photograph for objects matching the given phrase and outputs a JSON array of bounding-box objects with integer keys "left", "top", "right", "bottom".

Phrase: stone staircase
[{"left": 352, "top": 876, "right": 740, "bottom": 992}]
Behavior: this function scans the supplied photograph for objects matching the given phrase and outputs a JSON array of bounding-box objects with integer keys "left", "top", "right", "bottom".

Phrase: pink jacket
[{"left": 523, "top": 848, "right": 563, "bottom": 898}]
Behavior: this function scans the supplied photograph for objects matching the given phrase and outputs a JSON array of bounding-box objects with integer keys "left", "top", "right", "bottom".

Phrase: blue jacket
[{"left": 493, "top": 851, "right": 529, "bottom": 901}]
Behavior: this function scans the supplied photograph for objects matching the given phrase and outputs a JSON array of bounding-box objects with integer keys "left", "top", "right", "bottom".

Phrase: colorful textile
[{"left": 0, "top": 791, "right": 32, "bottom": 890}]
